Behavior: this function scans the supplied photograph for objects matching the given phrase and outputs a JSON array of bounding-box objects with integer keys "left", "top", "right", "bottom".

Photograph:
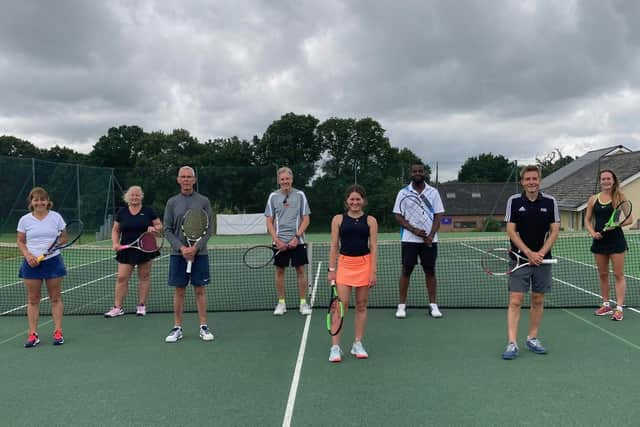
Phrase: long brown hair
[{"left": 599, "top": 169, "right": 625, "bottom": 206}]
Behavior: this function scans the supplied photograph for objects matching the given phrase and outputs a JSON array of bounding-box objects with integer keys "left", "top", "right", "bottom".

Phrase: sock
[
  {"left": 300, "top": 298, "right": 307, "bottom": 306},
  {"left": 398, "top": 303, "right": 406, "bottom": 310},
  {"left": 617, "top": 306, "right": 624, "bottom": 311},
  {"left": 278, "top": 298, "right": 285, "bottom": 305}
]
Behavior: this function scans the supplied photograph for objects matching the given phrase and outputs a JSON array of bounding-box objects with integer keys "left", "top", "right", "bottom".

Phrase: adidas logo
[{"left": 518, "top": 206, "right": 526, "bottom": 212}]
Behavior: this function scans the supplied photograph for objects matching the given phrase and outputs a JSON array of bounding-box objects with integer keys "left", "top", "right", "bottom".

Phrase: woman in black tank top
[
  {"left": 584, "top": 169, "right": 633, "bottom": 321},
  {"left": 326, "top": 185, "right": 378, "bottom": 362}
]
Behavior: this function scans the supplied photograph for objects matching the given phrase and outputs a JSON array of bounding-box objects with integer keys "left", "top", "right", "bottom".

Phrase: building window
[
  {"left": 446, "top": 193, "right": 456, "bottom": 199},
  {"left": 472, "top": 192, "right": 481, "bottom": 198}
]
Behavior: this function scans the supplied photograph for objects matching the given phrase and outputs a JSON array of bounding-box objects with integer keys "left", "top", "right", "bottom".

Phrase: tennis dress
[
  {"left": 115, "top": 206, "right": 160, "bottom": 265},
  {"left": 590, "top": 197, "right": 628, "bottom": 254}
]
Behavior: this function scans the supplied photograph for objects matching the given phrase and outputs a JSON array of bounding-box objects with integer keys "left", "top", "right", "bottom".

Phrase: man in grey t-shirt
[
  {"left": 162, "top": 166, "right": 214, "bottom": 343},
  {"left": 265, "top": 167, "right": 311, "bottom": 316}
]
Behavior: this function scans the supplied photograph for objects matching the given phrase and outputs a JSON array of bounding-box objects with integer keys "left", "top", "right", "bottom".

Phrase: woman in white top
[{"left": 17, "top": 187, "right": 68, "bottom": 348}]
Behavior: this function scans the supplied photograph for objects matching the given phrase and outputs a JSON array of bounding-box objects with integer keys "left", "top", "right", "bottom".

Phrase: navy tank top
[{"left": 339, "top": 214, "right": 370, "bottom": 256}]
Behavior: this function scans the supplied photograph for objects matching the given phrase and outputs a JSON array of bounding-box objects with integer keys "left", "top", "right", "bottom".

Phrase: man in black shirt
[{"left": 502, "top": 165, "right": 560, "bottom": 360}]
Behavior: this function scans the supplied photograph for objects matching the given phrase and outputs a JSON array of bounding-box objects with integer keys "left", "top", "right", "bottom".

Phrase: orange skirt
[{"left": 336, "top": 254, "right": 372, "bottom": 287}]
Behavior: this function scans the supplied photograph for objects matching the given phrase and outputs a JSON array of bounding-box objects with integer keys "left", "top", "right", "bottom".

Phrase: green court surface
[
  {"left": 2, "top": 308, "right": 640, "bottom": 426},
  {"left": 2, "top": 231, "right": 640, "bottom": 425}
]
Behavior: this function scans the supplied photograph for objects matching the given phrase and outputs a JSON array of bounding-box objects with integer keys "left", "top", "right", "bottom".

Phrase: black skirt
[
  {"left": 591, "top": 228, "right": 628, "bottom": 254},
  {"left": 115, "top": 248, "right": 160, "bottom": 265}
]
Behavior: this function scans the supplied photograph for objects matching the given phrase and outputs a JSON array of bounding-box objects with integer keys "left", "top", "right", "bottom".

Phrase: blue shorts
[
  {"left": 19, "top": 255, "right": 67, "bottom": 280},
  {"left": 168, "top": 255, "right": 210, "bottom": 287}
]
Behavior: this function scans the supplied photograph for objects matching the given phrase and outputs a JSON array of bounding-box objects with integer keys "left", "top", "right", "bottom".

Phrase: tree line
[{"left": 0, "top": 113, "right": 573, "bottom": 231}]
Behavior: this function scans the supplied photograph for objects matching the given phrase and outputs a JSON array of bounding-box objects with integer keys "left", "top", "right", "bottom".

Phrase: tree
[
  {"left": 253, "top": 113, "right": 321, "bottom": 186},
  {"left": 88, "top": 125, "right": 145, "bottom": 168},
  {"left": 0, "top": 135, "right": 40, "bottom": 157},
  {"left": 536, "top": 149, "right": 574, "bottom": 178},
  {"left": 458, "top": 153, "right": 516, "bottom": 182}
]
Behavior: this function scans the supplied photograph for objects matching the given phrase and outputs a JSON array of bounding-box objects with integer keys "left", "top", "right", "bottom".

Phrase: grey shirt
[
  {"left": 265, "top": 188, "right": 311, "bottom": 243},
  {"left": 163, "top": 192, "right": 212, "bottom": 255}
]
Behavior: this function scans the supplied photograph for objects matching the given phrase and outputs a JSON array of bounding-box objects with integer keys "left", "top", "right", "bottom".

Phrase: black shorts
[
  {"left": 115, "top": 248, "right": 160, "bottom": 265},
  {"left": 274, "top": 244, "right": 308, "bottom": 268},
  {"left": 401, "top": 242, "right": 438, "bottom": 272}
]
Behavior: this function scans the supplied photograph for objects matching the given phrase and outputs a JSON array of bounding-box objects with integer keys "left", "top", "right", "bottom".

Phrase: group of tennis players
[{"left": 16, "top": 163, "right": 632, "bottom": 361}]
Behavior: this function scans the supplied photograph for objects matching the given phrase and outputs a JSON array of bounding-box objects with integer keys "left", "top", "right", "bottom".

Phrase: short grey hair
[{"left": 277, "top": 166, "right": 293, "bottom": 178}]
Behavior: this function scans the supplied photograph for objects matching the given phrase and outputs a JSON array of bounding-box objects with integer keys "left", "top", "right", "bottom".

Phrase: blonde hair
[
  {"left": 27, "top": 187, "right": 53, "bottom": 212},
  {"left": 123, "top": 185, "right": 144, "bottom": 204}
]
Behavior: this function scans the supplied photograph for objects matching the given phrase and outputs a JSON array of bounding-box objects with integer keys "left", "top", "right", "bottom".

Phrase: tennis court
[{"left": 2, "top": 232, "right": 640, "bottom": 425}]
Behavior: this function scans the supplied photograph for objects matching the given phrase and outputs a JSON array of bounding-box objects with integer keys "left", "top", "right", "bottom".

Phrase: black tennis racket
[
  {"left": 399, "top": 194, "right": 434, "bottom": 246},
  {"left": 36, "top": 219, "right": 83, "bottom": 264},
  {"left": 602, "top": 200, "right": 632, "bottom": 232},
  {"left": 242, "top": 245, "right": 282, "bottom": 269},
  {"left": 481, "top": 248, "right": 557, "bottom": 276},
  {"left": 326, "top": 281, "right": 344, "bottom": 336},
  {"left": 118, "top": 231, "right": 164, "bottom": 253},
  {"left": 182, "top": 208, "right": 209, "bottom": 273}
]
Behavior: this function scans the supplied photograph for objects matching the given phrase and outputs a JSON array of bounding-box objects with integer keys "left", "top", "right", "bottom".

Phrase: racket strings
[
  {"left": 481, "top": 250, "right": 512, "bottom": 274},
  {"left": 183, "top": 211, "right": 208, "bottom": 239},
  {"left": 243, "top": 246, "right": 274, "bottom": 268},
  {"left": 139, "top": 233, "right": 162, "bottom": 251},
  {"left": 328, "top": 299, "right": 343, "bottom": 335}
]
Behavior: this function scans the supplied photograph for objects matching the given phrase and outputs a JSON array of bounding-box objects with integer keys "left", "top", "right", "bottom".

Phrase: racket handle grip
[
  {"left": 541, "top": 259, "right": 558, "bottom": 264},
  {"left": 35, "top": 254, "right": 45, "bottom": 264},
  {"left": 186, "top": 260, "right": 193, "bottom": 273}
]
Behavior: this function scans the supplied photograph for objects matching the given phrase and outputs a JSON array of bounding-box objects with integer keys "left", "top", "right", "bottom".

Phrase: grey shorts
[{"left": 508, "top": 264, "right": 552, "bottom": 294}]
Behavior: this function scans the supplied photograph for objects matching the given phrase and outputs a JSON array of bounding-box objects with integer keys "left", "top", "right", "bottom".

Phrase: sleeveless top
[
  {"left": 591, "top": 194, "right": 627, "bottom": 254},
  {"left": 339, "top": 214, "right": 370, "bottom": 256}
]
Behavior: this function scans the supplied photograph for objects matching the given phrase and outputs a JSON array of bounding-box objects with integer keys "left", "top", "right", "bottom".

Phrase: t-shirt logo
[
  {"left": 518, "top": 206, "right": 526, "bottom": 212},
  {"left": 540, "top": 208, "right": 547, "bottom": 212}
]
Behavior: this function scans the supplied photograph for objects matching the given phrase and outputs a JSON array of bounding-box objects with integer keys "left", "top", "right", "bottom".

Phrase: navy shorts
[
  {"left": 401, "top": 242, "right": 438, "bottom": 273},
  {"left": 19, "top": 255, "right": 67, "bottom": 280},
  {"left": 274, "top": 244, "right": 308, "bottom": 268},
  {"left": 168, "top": 255, "right": 210, "bottom": 287},
  {"left": 508, "top": 264, "right": 552, "bottom": 294}
]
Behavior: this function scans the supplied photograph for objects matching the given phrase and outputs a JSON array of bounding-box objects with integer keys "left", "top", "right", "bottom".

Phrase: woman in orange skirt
[{"left": 327, "top": 184, "right": 378, "bottom": 362}]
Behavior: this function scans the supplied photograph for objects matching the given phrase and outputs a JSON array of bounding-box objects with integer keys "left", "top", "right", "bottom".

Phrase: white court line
[
  {"left": 562, "top": 309, "right": 640, "bottom": 351},
  {"left": 460, "top": 241, "right": 640, "bottom": 312},
  {"left": 282, "top": 261, "right": 323, "bottom": 427},
  {"left": 1, "top": 254, "right": 116, "bottom": 289}
]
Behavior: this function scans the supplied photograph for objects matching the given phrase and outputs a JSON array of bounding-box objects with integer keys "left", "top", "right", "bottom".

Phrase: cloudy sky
[{"left": 1, "top": 0, "right": 640, "bottom": 179}]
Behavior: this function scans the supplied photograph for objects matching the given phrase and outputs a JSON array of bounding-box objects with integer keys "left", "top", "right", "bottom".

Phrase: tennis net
[{"left": 1, "top": 232, "right": 638, "bottom": 315}]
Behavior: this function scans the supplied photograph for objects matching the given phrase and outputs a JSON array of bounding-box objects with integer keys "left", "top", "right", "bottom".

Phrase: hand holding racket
[
  {"left": 482, "top": 248, "right": 557, "bottom": 276},
  {"left": 243, "top": 245, "right": 282, "bottom": 269},
  {"left": 327, "top": 281, "right": 344, "bottom": 336},
  {"left": 36, "top": 220, "right": 83, "bottom": 264},
  {"left": 602, "top": 200, "right": 632, "bottom": 232},
  {"left": 399, "top": 194, "right": 434, "bottom": 246},
  {"left": 117, "top": 231, "right": 164, "bottom": 253},
  {"left": 181, "top": 208, "right": 209, "bottom": 273}
]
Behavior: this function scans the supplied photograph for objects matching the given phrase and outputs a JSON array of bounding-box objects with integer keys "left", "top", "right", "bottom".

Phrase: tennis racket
[
  {"left": 36, "top": 219, "right": 84, "bottom": 264},
  {"left": 117, "top": 231, "right": 164, "bottom": 253},
  {"left": 602, "top": 200, "right": 632, "bottom": 232},
  {"left": 326, "top": 281, "right": 344, "bottom": 336},
  {"left": 242, "top": 245, "right": 282, "bottom": 269},
  {"left": 399, "top": 193, "right": 434, "bottom": 246},
  {"left": 182, "top": 208, "right": 209, "bottom": 273},
  {"left": 481, "top": 248, "right": 557, "bottom": 276}
]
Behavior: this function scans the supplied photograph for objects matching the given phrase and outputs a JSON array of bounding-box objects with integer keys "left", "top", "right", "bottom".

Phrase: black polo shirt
[{"left": 505, "top": 191, "right": 559, "bottom": 258}]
